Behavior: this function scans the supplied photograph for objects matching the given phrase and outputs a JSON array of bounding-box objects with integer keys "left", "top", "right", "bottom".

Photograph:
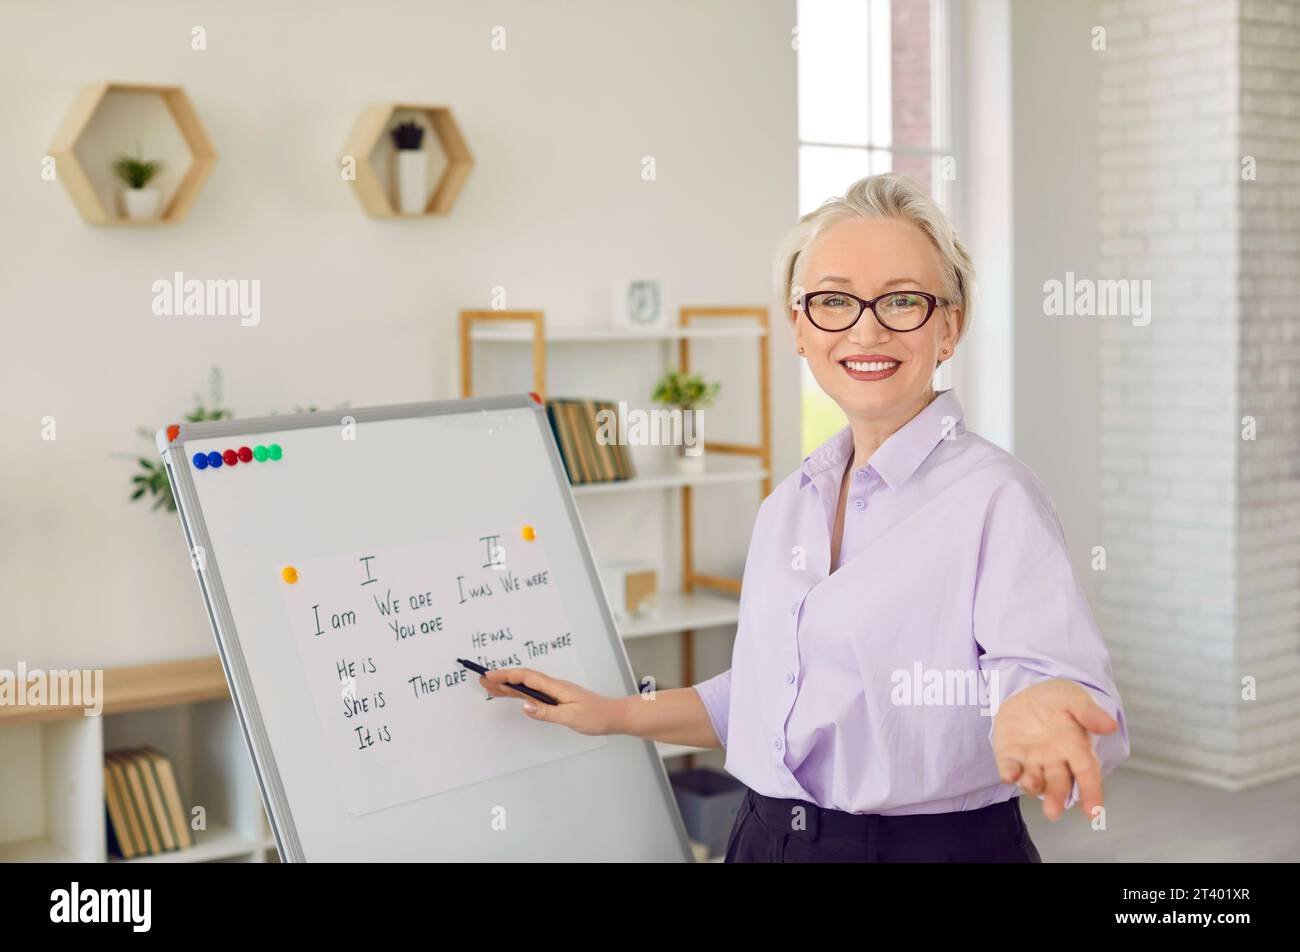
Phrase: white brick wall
[
  {"left": 1237, "top": 0, "right": 1300, "bottom": 782},
  {"left": 1096, "top": 0, "right": 1300, "bottom": 787}
]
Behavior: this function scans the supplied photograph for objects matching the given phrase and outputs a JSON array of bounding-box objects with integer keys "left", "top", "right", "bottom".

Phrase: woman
[{"left": 483, "top": 173, "right": 1129, "bottom": 862}]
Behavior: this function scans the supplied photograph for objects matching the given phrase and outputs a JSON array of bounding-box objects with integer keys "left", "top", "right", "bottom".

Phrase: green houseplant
[
  {"left": 651, "top": 369, "right": 719, "bottom": 466},
  {"left": 130, "top": 368, "right": 231, "bottom": 512},
  {"left": 127, "top": 367, "right": 345, "bottom": 512},
  {"left": 112, "top": 148, "right": 166, "bottom": 221}
]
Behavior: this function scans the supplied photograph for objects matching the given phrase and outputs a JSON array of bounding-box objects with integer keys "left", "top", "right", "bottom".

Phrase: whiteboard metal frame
[{"left": 158, "top": 393, "right": 695, "bottom": 862}]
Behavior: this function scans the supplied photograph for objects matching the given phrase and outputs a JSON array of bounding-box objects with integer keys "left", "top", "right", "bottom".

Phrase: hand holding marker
[{"left": 457, "top": 658, "right": 558, "bottom": 706}]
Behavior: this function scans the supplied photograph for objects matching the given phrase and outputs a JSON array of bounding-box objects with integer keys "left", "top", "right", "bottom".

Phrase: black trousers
[{"left": 724, "top": 788, "right": 1042, "bottom": 863}]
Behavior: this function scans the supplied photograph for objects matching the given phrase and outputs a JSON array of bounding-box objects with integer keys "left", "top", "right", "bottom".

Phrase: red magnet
[
  {"left": 528, "top": 391, "right": 542, "bottom": 405},
  {"left": 237, "top": 446, "right": 253, "bottom": 463},
  {"left": 222, "top": 449, "right": 239, "bottom": 467},
  {"left": 166, "top": 424, "right": 180, "bottom": 442}
]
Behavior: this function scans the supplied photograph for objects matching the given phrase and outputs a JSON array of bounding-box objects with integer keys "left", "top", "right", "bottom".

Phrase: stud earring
[{"left": 798, "top": 347, "right": 805, "bottom": 354}]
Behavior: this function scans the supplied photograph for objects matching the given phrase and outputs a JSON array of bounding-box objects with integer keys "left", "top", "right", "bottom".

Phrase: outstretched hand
[{"left": 992, "top": 678, "right": 1120, "bottom": 822}]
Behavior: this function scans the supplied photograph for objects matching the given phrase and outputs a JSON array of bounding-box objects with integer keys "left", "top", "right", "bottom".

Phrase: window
[{"left": 796, "top": 0, "right": 954, "bottom": 455}]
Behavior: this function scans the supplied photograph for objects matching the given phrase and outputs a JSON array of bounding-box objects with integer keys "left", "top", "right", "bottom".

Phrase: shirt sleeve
[
  {"left": 692, "top": 668, "right": 732, "bottom": 748},
  {"left": 973, "top": 474, "right": 1130, "bottom": 810}
]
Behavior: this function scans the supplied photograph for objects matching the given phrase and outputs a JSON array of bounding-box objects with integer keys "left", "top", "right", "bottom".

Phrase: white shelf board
[
  {"left": 616, "top": 590, "right": 739, "bottom": 640},
  {"left": 469, "top": 324, "right": 766, "bottom": 343},
  {"left": 108, "top": 824, "right": 275, "bottom": 864},
  {"left": 572, "top": 455, "right": 766, "bottom": 496},
  {"left": 0, "top": 836, "right": 79, "bottom": 863}
]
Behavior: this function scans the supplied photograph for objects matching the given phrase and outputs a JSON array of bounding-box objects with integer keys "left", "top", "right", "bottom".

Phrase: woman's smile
[{"left": 839, "top": 353, "right": 901, "bottom": 381}]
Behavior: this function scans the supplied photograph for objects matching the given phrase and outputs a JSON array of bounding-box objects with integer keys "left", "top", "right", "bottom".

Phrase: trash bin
[{"left": 669, "top": 767, "right": 747, "bottom": 858}]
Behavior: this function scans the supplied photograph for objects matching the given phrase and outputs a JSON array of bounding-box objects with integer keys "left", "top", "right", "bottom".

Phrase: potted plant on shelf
[
  {"left": 651, "top": 369, "right": 720, "bottom": 471},
  {"left": 112, "top": 149, "right": 166, "bottom": 221},
  {"left": 391, "top": 119, "right": 427, "bottom": 215}
]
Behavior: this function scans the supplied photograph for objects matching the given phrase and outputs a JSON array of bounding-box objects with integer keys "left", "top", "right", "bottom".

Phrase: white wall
[
  {"left": 951, "top": 0, "right": 1014, "bottom": 450},
  {"left": 1093, "top": 0, "right": 1300, "bottom": 788},
  {"left": 1010, "top": 0, "right": 1103, "bottom": 600},
  {"left": 1093, "top": 0, "right": 1242, "bottom": 784},
  {"left": 0, "top": 0, "right": 800, "bottom": 670},
  {"left": 955, "top": 0, "right": 1103, "bottom": 603},
  {"left": 1238, "top": 0, "right": 1300, "bottom": 785}
]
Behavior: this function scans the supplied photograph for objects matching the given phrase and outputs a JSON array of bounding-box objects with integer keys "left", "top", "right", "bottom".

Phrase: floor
[{"left": 1023, "top": 767, "right": 1300, "bottom": 862}]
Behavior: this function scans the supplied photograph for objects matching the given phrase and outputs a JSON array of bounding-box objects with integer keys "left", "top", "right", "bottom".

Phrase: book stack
[
  {"left": 545, "top": 398, "right": 635, "bottom": 485},
  {"left": 103, "top": 746, "right": 193, "bottom": 859}
]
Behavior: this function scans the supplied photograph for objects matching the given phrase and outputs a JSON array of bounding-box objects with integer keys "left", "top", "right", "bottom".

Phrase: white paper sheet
[{"left": 276, "top": 527, "right": 605, "bottom": 816}]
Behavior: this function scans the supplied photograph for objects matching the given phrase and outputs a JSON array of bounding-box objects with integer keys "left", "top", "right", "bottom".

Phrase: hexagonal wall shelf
[
  {"left": 342, "top": 103, "right": 473, "bottom": 218},
  {"left": 49, "top": 82, "right": 217, "bottom": 226}
]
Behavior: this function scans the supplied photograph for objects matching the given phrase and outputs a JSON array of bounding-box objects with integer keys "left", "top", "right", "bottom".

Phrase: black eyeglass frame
[{"left": 798, "top": 289, "right": 952, "bottom": 333}]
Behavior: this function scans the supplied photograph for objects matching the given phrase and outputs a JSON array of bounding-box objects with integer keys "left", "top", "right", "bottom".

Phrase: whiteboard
[{"left": 159, "top": 394, "right": 692, "bottom": 861}]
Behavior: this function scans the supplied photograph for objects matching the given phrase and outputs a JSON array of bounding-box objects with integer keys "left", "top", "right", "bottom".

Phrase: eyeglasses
[{"left": 798, "top": 289, "right": 950, "bottom": 333}]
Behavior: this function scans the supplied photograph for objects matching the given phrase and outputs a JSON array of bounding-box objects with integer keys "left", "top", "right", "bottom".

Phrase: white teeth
[{"left": 844, "top": 360, "right": 899, "bottom": 372}]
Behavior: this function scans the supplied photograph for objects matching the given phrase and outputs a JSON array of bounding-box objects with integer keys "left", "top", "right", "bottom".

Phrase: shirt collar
[{"left": 799, "top": 389, "right": 966, "bottom": 491}]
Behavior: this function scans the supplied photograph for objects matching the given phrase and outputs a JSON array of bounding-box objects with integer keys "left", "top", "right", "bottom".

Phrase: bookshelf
[
  {"left": 0, "top": 658, "right": 276, "bottom": 864},
  {"left": 459, "top": 305, "right": 771, "bottom": 761}
]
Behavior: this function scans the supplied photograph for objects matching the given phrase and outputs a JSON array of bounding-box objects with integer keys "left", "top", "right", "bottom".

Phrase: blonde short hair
[{"left": 774, "top": 173, "right": 975, "bottom": 340}]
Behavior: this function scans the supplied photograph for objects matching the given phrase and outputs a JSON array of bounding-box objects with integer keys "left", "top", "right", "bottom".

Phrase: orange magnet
[
  {"left": 166, "top": 424, "right": 180, "bottom": 442},
  {"left": 282, "top": 566, "right": 299, "bottom": 584},
  {"left": 521, "top": 525, "right": 536, "bottom": 541}
]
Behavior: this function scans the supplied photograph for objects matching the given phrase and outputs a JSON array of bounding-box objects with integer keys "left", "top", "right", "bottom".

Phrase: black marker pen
[{"left": 457, "top": 658, "right": 559, "bottom": 706}]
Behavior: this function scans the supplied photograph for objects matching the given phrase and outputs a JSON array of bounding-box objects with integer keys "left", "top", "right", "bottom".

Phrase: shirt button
[
  {"left": 853, "top": 498, "right": 865, "bottom": 510},
  {"left": 772, "top": 738, "right": 784, "bottom": 751},
  {"left": 784, "top": 671, "right": 796, "bottom": 684},
  {"left": 790, "top": 601, "right": 799, "bottom": 614}
]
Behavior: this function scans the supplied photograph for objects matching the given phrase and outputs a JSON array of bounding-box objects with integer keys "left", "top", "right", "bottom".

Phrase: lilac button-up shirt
[{"left": 693, "top": 389, "right": 1129, "bottom": 815}]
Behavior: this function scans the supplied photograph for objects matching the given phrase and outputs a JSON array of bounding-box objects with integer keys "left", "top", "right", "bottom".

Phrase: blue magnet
[
  {"left": 192, "top": 452, "right": 209, "bottom": 470},
  {"left": 207, "top": 450, "right": 223, "bottom": 468}
]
